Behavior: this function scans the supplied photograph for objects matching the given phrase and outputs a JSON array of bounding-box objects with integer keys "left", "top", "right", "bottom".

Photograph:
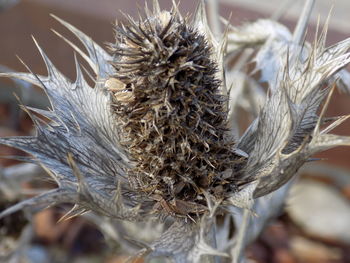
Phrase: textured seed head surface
[{"left": 108, "top": 9, "right": 243, "bottom": 214}]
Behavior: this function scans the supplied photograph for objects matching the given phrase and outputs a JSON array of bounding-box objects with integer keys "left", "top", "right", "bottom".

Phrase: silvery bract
[{"left": 1, "top": 0, "right": 350, "bottom": 262}]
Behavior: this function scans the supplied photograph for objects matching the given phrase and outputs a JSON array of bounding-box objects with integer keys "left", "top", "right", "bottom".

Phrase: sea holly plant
[{"left": 1, "top": 0, "right": 350, "bottom": 262}]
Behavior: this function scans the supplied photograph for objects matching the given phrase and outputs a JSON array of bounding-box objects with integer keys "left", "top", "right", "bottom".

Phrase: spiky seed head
[{"left": 107, "top": 9, "right": 243, "bottom": 216}]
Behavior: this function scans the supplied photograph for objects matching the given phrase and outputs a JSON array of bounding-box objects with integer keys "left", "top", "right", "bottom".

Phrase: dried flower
[
  {"left": 1, "top": 0, "right": 350, "bottom": 262},
  {"left": 108, "top": 6, "right": 244, "bottom": 216}
]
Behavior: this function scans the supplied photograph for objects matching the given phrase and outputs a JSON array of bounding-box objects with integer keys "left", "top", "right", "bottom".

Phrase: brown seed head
[{"left": 107, "top": 9, "right": 243, "bottom": 217}]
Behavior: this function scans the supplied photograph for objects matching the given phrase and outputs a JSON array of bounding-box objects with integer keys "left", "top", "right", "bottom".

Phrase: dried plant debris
[{"left": 1, "top": 0, "right": 350, "bottom": 262}]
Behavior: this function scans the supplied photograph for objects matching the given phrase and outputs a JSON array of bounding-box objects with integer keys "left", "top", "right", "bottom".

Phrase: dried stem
[
  {"left": 292, "top": 0, "right": 315, "bottom": 45},
  {"left": 206, "top": 0, "right": 221, "bottom": 37},
  {"left": 231, "top": 207, "right": 251, "bottom": 263}
]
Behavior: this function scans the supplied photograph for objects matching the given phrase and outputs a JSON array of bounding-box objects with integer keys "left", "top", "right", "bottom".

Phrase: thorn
[
  {"left": 57, "top": 204, "right": 87, "bottom": 223},
  {"left": 292, "top": 0, "right": 315, "bottom": 46},
  {"left": 152, "top": 0, "right": 161, "bottom": 14}
]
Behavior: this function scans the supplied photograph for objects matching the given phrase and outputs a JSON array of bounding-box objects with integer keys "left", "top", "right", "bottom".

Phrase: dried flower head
[
  {"left": 107, "top": 7, "right": 243, "bottom": 214},
  {"left": 1, "top": 0, "right": 350, "bottom": 262}
]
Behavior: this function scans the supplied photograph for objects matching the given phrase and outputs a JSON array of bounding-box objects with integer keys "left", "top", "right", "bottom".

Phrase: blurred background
[{"left": 0, "top": 0, "right": 350, "bottom": 262}]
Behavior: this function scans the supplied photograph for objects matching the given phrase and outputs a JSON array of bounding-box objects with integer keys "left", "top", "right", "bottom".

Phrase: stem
[
  {"left": 211, "top": 217, "right": 221, "bottom": 263},
  {"left": 231, "top": 207, "right": 251, "bottom": 263},
  {"left": 206, "top": 0, "right": 221, "bottom": 37},
  {"left": 292, "top": 0, "right": 315, "bottom": 45}
]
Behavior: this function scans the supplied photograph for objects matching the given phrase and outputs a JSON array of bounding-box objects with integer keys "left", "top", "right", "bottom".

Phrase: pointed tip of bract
[
  {"left": 193, "top": 0, "right": 205, "bottom": 22},
  {"left": 0, "top": 72, "right": 42, "bottom": 87},
  {"left": 152, "top": 0, "right": 161, "bottom": 14},
  {"left": 0, "top": 189, "right": 77, "bottom": 219},
  {"left": 193, "top": 0, "right": 209, "bottom": 33},
  {"left": 170, "top": 0, "right": 182, "bottom": 20},
  {"left": 50, "top": 14, "right": 69, "bottom": 29},
  {"left": 50, "top": 13, "right": 59, "bottom": 20},
  {"left": 0, "top": 204, "right": 17, "bottom": 219},
  {"left": 15, "top": 55, "right": 33, "bottom": 75},
  {"left": 51, "top": 13, "right": 114, "bottom": 78},
  {"left": 57, "top": 204, "right": 87, "bottom": 223},
  {"left": 31, "top": 36, "right": 61, "bottom": 79},
  {"left": 192, "top": 0, "right": 225, "bottom": 63}
]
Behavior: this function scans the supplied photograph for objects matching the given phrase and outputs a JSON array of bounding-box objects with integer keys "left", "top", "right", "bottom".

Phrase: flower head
[{"left": 108, "top": 6, "right": 244, "bottom": 216}]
